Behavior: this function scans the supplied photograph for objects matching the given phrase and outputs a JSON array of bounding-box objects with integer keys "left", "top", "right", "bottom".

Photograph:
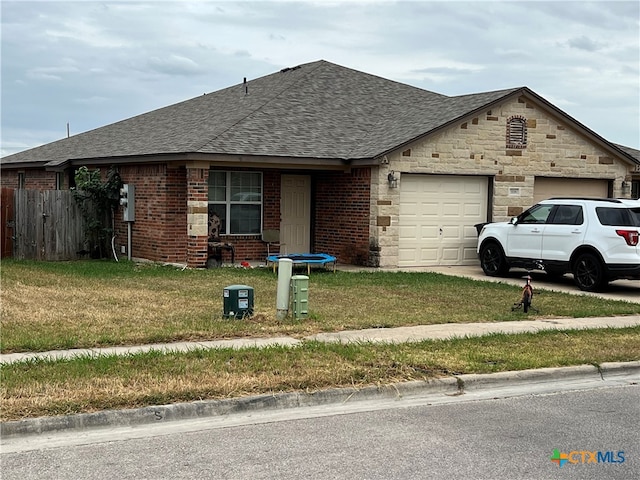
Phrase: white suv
[{"left": 477, "top": 198, "right": 640, "bottom": 291}]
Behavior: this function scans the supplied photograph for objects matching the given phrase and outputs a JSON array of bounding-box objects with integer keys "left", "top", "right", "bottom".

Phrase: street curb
[
  {"left": 0, "top": 376, "right": 459, "bottom": 439},
  {"left": 2, "top": 363, "right": 638, "bottom": 439},
  {"left": 599, "top": 360, "right": 640, "bottom": 377},
  {"left": 456, "top": 364, "right": 600, "bottom": 391}
]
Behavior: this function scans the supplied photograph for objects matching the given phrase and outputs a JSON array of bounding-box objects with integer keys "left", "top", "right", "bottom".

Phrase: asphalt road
[{"left": 3, "top": 381, "right": 638, "bottom": 480}]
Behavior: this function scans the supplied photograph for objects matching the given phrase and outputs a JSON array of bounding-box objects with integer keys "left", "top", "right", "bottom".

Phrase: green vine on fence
[{"left": 72, "top": 166, "right": 123, "bottom": 258}]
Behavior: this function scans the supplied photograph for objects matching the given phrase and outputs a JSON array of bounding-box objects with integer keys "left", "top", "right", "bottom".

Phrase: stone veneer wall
[{"left": 372, "top": 95, "right": 632, "bottom": 268}]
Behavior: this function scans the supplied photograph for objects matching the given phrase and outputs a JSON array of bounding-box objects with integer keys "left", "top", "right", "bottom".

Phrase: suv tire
[
  {"left": 573, "top": 252, "right": 607, "bottom": 292},
  {"left": 480, "top": 242, "right": 509, "bottom": 277}
]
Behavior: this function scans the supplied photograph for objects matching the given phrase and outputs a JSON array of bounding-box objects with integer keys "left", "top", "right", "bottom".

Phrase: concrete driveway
[{"left": 418, "top": 264, "right": 640, "bottom": 304}]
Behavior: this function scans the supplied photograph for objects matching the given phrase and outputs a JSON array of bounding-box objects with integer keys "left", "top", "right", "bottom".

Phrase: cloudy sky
[{"left": 1, "top": 0, "right": 639, "bottom": 158}]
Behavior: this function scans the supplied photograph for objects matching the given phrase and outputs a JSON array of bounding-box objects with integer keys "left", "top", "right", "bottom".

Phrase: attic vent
[{"left": 506, "top": 115, "right": 527, "bottom": 149}]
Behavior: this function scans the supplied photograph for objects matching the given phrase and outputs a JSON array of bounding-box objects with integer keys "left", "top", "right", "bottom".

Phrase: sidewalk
[
  {"left": 2, "top": 315, "right": 639, "bottom": 440},
  {"left": 2, "top": 315, "right": 639, "bottom": 365}
]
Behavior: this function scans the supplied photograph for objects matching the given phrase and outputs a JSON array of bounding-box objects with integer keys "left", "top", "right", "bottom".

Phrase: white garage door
[
  {"left": 534, "top": 177, "right": 609, "bottom": 203},
  {"left": 399, "top": 175, "right": 488, "bottom": 266}
]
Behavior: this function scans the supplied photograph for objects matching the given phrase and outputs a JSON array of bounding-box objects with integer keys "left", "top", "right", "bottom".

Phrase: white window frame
[{"left": 208, "top": 170, "right": 263, "bottom": 235}]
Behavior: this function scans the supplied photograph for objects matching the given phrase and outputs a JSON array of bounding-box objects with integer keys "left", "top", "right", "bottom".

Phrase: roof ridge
[
  {"left": 191, "top": 61, "right": 326, "bottom": 153},
  {"left": 449, "top": 86, "right": 523, "bottom": 99}
]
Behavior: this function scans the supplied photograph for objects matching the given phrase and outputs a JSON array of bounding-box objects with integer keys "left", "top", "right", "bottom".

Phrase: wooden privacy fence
[{"left": 9, "top": 189, "right": 87, "bottom": 261}]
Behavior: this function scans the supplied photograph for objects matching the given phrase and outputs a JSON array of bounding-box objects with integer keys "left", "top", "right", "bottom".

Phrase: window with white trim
[
  {"left": 506, "top": 115, "right": 527, "bottom": 148},
  {"left": 208, "top": 171, "right": 262, "bottom": 235}
]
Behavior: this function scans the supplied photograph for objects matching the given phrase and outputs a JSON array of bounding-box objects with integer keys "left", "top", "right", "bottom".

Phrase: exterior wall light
[
  {"left": 622, "top": 180, "right": 630, "bottom": 195},
  {"left": 387, "top": 171, "right": 398, "bottom": 188}
]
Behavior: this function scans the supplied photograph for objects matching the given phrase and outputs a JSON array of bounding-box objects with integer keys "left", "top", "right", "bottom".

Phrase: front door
[{"left": 280, "top": 175, "right": 311, "bottom": 253}]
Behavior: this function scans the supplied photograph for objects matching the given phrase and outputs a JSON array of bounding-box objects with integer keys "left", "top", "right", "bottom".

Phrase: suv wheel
[
  {"left": 480, "top": 242, "right": 509, "bottom": 277},
  {"left": 573, "top": 253, "right": 607, "bottom": 292}
]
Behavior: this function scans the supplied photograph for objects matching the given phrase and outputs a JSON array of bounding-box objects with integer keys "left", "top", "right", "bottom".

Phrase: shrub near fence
[{"left": 13, "top": 189, "right": 87, "bottom": 261}]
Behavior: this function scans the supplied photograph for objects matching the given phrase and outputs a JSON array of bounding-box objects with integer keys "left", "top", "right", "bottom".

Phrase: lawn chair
[{"left": 262, "top": 229, "right": 285, "bottom": 259}]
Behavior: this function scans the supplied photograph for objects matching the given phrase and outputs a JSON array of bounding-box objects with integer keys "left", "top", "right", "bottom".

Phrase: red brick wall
[
  {"left": 314, "top": 168, "right": 371, "bottom": 265},
  {"left": 0, "top": 169, "right": 57, "bottom": 189},
  {"left": 113, "top": 164, "right": 188, "bottom": 264},
  {"left": 184, "top": 167, "right": 279, "bottom": 266},
  {"left": 1, "top": 165, "right": 372, "bottom": 266},
  {"left": 1, "top": 170, "right": 19, "bottom": 188}
]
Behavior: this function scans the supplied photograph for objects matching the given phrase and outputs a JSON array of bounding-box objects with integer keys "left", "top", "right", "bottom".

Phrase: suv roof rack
[{"left": 546, "top": 197, "right": 623, "bottom": 203}]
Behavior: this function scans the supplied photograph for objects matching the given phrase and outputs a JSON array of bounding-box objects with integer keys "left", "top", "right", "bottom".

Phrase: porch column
[{"left": 186, "top": 165, "right": 209, "bottom": 268}]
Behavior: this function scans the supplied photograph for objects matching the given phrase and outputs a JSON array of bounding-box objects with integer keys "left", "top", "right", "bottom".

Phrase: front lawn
[{"left": 2, "top": 259, "right": 638, "bottom": 353}]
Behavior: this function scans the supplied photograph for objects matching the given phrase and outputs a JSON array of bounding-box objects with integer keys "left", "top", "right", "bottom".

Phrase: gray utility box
[{"left": 223, "top": 285, "right": 254, "bottom": 319}]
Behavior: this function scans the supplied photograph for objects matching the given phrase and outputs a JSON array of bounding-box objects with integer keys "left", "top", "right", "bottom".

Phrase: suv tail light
[{"left": 616, "top": 229, "right": 639, "bottom": 246}]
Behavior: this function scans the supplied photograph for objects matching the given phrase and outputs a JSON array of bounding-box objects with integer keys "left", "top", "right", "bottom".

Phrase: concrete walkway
[{"left": 2, "top": 315, "right": 639, "bottom": 365}]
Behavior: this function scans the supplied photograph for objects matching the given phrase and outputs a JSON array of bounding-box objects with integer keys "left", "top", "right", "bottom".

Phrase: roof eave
[
  {"left": 374, "top": 88, "right": 527, "bottom": 159},
  {"left": 28, "top": 152, "right": 363, "bottom": 171},
  {"left": 518, "top": 88, "right": 640, "bottom": 166},
  {"left": 374, "top": 87, "right": 639, "bottom": 167}
]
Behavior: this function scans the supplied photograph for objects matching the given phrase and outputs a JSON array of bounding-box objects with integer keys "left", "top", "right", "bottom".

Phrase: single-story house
[{"left": 2, "top": 60, "right": 639, "bottom": 268}]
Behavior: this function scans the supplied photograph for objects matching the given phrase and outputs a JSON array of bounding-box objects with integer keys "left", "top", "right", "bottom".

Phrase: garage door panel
[
  {"left": 441, "top": 248, "right": 461, "bottom": 262},
  {"left": 442, "top": 203, "right": 462, "bottom": 216},
  {"left": 399, "top": 225, "right": 418, "bottom": 238},
  {"left": 419, "top": 202, "right": 439, "bottom": 216},
  {"left": 464, "top": 204, "right": 482, "bottom": 216},
  {"left": 534, "top": 177, "right": 609, "bottom": 203},
  {"left": 465, "top": 182, "right": 482, "bottom": 194},
  {"left": 399, "top": 247, "right": 439, "bottom": 263},
  {"left": 399, "top": 175, "right": 488, "bottom": 267},
  {"left": 463, "top": 225, "right": 478, "bottom": 239},
  {"left": 441, "top": 226, "right": 460, "bottom": 239},
  {"left": 419, "top": 248, "right": 438, "bottom": 262},
  {"left": 421, "top": 226, "right": 440, "bottom": 240},
  {"left": 463, "top": 247, "right": 478, "bottom": 261}
]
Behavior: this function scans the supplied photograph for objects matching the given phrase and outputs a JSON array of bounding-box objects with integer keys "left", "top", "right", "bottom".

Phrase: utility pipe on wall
[{"left": 127, "top": 222, "right": 132, "bottom": 261}]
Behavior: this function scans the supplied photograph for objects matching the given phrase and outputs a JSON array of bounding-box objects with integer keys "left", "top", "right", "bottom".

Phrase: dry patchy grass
[
  {"left": 2, "top": 327, "right": 639, "bottom": 421},
  {"left": 2, "top": 260, "right": 639, "bottom": 353}
]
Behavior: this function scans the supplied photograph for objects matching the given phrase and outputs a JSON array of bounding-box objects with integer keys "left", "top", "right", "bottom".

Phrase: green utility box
[
  {"left": 223, "top": 284, "right": 254, "bottom": 319},
  {"left": 291, "top": 275, "right": 309, "bottom": 320}
]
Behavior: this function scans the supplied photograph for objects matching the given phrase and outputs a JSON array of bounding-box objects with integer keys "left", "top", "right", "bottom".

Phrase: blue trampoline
[{"left": 266, "top": 253, "right": 337, "bottom": 274}]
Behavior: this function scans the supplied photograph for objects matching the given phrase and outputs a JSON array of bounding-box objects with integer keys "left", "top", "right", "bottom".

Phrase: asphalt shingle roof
[{"left": 0, "top": 60, "right": 581, "bottom": 166}]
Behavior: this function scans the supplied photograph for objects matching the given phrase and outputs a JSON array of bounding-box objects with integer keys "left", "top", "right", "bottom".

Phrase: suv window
[
  {"left": 596, "top": 207, "right": 634, "bottom": 226},
  {"left": 518, "top": 204, "right": 553, "bottom": 224},
  {"left": 549, "top": 205, "right": 583, "bottom": 225}
]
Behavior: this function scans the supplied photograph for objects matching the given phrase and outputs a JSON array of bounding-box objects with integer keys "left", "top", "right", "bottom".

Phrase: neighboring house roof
[
  {"left": 2, "top": 59, "right": 638, "bottom": 168},
  {"left": 613, "top": 144, "right": 640, "bottom": 163}
]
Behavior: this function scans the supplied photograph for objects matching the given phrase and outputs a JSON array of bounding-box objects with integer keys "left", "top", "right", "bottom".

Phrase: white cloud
[{"left": 1, "top": 0, "right": 638, "bottom": 153}]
